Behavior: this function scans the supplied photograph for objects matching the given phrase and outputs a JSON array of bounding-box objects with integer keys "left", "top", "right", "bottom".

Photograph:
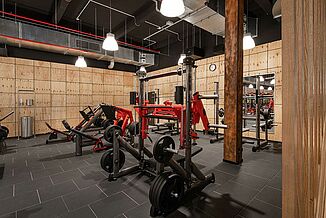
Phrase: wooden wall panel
[
  {"left": 0, "top": 63, "right": 15, "bottom": 78},
  {"left": 0, "top": 57, "right": 136, "bottom": 136},
  {"left": 50, "top": 68, "right": 66, "bottom": 82},
  {"left": 16, "top": 65, "right": 34, "bottom": 80},
  {"left": 34, "top": 66, "right": 51, "bottom": 81},
  {"left": 282, "top": 0, "right": 326, "bottom": 217}
]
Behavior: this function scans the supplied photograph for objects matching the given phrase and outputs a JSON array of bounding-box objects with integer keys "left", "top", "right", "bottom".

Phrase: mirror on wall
[{"left": 243, "top": 73, "right": 275, "bottom": 132}]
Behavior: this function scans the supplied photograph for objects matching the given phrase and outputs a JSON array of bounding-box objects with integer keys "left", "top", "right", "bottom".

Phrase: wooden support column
[
  {"left": 282, "top": 0, "right": 326, "bottom": 217},
  {"left": 223, "top": 0, "right": 244, "bottom": 164}
]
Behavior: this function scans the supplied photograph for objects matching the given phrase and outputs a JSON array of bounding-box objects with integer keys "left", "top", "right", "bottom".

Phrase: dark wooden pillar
[{"left": 223, "top": 0, "right": 244, "bottom": 164}]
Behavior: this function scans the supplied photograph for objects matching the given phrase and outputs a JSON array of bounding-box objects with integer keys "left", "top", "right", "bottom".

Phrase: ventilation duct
[
  {"left": 0, "top": 16, "right": 155, "bottom": 67},
  {"left": 181, "top": 0, "right": 225, "bottom": 36}
]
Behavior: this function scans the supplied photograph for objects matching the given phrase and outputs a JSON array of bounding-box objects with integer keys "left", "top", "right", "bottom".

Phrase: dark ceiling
[{"left": 3, "top": 0, "right": 281, "bottom": 71}]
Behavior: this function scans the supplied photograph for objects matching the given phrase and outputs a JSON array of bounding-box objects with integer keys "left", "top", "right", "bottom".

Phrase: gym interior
[{"left": 0, "top": 0, "right": 324, "bottom": 218}]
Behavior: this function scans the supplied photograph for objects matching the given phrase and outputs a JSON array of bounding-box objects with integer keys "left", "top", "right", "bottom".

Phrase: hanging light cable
[
  {"left": 102, "top": 0, "right": 119, "bottom": 51},
  {"left": 243, "top": 0, "right": 255, "bottom": 50},
  {"left": 160, "top": 0, "right": 185, "bottom": 17},
  {"left": 178, "top": 22, "right": 186, "bottom": 65},
  {"left": 75, "top": 20, "right": 87, "bottom": 68}
]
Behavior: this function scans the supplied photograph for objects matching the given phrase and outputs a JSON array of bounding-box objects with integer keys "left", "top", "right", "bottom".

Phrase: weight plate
[
  {"left": 153, "top": 136, "right": 175, "bottom": 164},
  {"left": 100, "top": 149, "right": 125, "bottom": 173},
  {"left": 151, "top": 173, "right": 185, "bottom": 214},
  {"left": 104, "top": 125, "right": 122, "bottom": 143}
]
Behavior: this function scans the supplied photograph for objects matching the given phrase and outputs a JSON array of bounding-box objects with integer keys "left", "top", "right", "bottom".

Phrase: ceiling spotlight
[
  {"left": 260, "top": 86, "right": 264, "bottom": 90},
  {"left": 75, "top": 56, "right": 87, "bottom": 68},
  {"left": 102, "top": 33, "right": 119, "bottom": 51},
  {"left": 160, "top": 0, "right": 185, "bottom": 17},
  {"left": 260, "top": 76, "right": 265, "bottom": 82},
  {"left": 243, "top": 33, "right": 256, "bottom": 50},
  {"left": 178, "top": 54, "right": 186, "bottom": 65},
  {"left": 248, "top": 84, "right": 254, "bottom": 89},
  {"left": 268, "top": 87, "right": 273, "bottom": 91},
  {"left": 270, "top": 78, "right": 275, "bottom": 85}
]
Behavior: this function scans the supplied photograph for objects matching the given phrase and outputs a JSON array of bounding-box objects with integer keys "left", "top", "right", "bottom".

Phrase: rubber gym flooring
[{"left": 0, "top": 133, "right": 282, "bottom": 218}]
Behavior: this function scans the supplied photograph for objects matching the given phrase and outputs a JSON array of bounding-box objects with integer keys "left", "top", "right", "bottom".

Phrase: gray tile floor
[{"left": 0, "top": 133, "right": 282, "bottom": 218}]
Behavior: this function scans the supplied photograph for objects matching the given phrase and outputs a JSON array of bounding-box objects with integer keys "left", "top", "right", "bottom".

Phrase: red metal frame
[
  {"left": 135, "top": 92, "right": 210, "bottom": 149},
  {"left": 113, "top": 106, "right": 134, "bottom": 135}
]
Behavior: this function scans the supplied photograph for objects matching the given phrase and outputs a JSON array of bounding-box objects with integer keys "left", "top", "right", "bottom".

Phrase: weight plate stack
[
  {"left": 100, "top": 149, "right": 125, "bottom": 173},
  {"left": 149, "top": 172, "right": 185, "bottom": 216}
]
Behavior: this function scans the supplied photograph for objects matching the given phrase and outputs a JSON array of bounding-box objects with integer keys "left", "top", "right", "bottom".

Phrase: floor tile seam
[
  {"left": 227, "top": 180, "right": 265, "bottom": 192},
  {"left": 253, "top": 197, "right": 282, "bottom": 210},
  {"left": 232, "top": 171, "right": 270, "bottom": 182},
  {"left": 233, "top": 183, "right": 271, "bottom": 217},
  {"left": 121, "top": 190, "right": 140, "bottom": 206}
]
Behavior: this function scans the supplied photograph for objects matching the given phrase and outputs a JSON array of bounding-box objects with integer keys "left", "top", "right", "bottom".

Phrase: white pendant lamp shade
[
  {"left": 268, "top": 87, "right": 273, "bottom": 91},
  {"left": 178, "top": 54, "right": 186, "bottom": 65},
  {"left": 248, "top": 84, "right": 254, "bottom": 89},
  {"left": 139, "top": 66, "right": 147, "bottom": 73},
  {"left": 160, "top": 0, "right": 185, "bottom": 17},
  {"left": 243, "top": 33, "right": 256, "bottom": 50},
  {"left": 102, "top": 33, "right": 119, "bottom": 51},
  {"left": 270, "top": 78, "right": 275, "bottom": 85},
  {"left": 260, "top": 76, "right": 265, "bottom": 82},
  {"left": 75, "top": 56, "right": 87, "bottom": 68},
  {"left": 260, "top": 86, "right": 264, "bottom": 90}
]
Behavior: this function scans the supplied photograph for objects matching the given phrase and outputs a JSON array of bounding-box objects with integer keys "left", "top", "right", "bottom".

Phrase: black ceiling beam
[
  {"left": 52, "top": 0, "right": 73, "bottom": 24},
  {"left": 113, "top": 1, "right": 156, "bottom": 40},
  {"left": 251, "top": 0, "right": 272, "bottom": 15}
]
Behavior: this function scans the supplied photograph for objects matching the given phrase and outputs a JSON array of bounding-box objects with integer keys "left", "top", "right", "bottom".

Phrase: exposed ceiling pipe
[
  {"left": 145, "top": 21, "right": 181, "bottom": 41},
  {"left": 143, "top": 4, "right": 207, "bottom": 41},
  {"left": 0, "top": 10, "right": 159, "bottom": 54},
  {"left": 151, "top": 0, "right": 161, "bottom": 13},
  {"left": 76, "top": 0, "right": 140, "bottom": 26}
]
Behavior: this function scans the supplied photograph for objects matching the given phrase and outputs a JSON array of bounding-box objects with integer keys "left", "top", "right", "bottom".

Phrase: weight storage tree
[{"left": 149, "top": 57, "right": 215, "bottom": 217}]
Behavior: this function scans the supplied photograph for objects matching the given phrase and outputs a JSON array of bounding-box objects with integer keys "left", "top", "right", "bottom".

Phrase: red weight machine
[{"left": 135, "top": 92, "right": 209, "bottom": 150}]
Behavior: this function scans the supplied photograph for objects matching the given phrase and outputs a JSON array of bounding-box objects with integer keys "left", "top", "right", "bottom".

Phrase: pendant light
[
  {"left": 268, "top": 87, "right": 273, "bottom": 91},
  {"left": 178, "top": 54, "right": 186, "bottom": 65},
  {"left": 139, "top": 66, "right": 147, "bottom": 73},
  {"left": 243, "top": 33, "right": 256, "bottom": 50},
  {"left": 243, "top": 0, "right": 255, "bottom": 50},
  {"left": 103, "top": 0, "right": 119, "bottom": 51},
  {"left": 160, "top": 0, "right": 185, "bottom": 17},
  {"left": 75, "top": 56, "right": 87, "bottom": 68},
  {"left": 249, "top": 84, "right": 254, "bottom": 89},
  {"left": 260, "top": 76, "right": 265, "bottom": 82},
  {"left": 270, "top": 78, "right": 275, "bottom": 85},
  {"left": 260, "top": 86, "right": 264, "bottom": 90}
]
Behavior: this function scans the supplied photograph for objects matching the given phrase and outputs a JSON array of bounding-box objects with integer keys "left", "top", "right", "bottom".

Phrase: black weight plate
[
  {"left": 153, "top": 136, "right": 175, "bottom": 164},
  {"left": 158, "top": 174, "right": 185, "bottom": 214},
  {"left": 154, "top": 173, "right": 170, "bottom": 209},
  {"left": 104, "top": 125, "right": 122, "bottom": 143},
  {"left": 149, "top": 174, "right": 163, "bottom": 205},
  {"left": 150, "top": 172, "right": 169, "bottom": 208},
  {"left": 100, "top": 149, "right": 125, "bottom": 173}
]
